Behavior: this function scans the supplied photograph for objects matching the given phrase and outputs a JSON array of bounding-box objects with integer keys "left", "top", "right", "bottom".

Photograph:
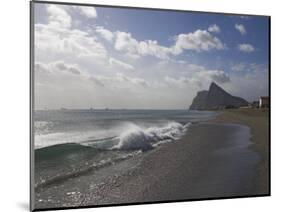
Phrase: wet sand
[
  {"left": 89, "top": 123, "right": 260, "bottom": 205},
  {"left": 212, "top": 108, "right": 269, "bottom": 194}
]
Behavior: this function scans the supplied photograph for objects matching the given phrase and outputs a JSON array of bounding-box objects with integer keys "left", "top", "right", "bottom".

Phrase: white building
[{"left": 259, "top": 96, "right": 269, "bottom": 108}]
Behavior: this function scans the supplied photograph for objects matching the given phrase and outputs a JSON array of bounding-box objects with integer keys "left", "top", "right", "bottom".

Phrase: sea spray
[
  {"left": 111, "top": 122, "right": 190, "bottom": 151},
  {"left": 34, "top": 109, "right": 214, "bottom": 149}
]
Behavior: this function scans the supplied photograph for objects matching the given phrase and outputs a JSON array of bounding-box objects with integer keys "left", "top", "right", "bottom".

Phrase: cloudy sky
[{"left": 34, "top": 2, "right": 269, "bottom": 110}]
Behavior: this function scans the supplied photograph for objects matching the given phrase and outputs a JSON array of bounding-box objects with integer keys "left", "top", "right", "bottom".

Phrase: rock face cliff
[{"left": 189, "top": 82, "right": 248, "bottom": 110}]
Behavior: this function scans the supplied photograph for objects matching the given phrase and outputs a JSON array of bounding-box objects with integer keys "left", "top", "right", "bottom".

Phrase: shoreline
[
  {"left": 34, "top": 109, "right": 269, "bottom": 209},
  {"left": 81, "top": 122, "right": 260, "bottom": 206},
  {"left": 210, "top": 108, "right": 269, "bottom": 194}
]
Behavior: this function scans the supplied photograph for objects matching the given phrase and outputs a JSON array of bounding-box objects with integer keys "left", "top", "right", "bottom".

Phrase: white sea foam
[
  {"left": 111, "top": 122, "right": 190, "bottom": 151},
  {"left": 34, "top": 122, "right": 119, "bottom": 149},
  {"left": 34, "top": 130, "right": 116, "bottom": 149},
  {"left": 35, "top": 132, "right": 77, "bottom": 149}
]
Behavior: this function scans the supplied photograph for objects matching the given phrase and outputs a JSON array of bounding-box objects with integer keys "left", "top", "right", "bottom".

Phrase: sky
[{"left": 33, "top": 2, "right": 269, "bottom": 110}]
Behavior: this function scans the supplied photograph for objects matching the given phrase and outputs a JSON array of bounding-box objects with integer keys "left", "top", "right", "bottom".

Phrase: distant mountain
[{"left": 189, "top": 82, "right": 248, "bottom": 110}]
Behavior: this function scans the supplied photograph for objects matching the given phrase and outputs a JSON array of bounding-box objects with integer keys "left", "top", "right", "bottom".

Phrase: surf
[
  {"left": 110, "top": 122, "right": 190, "bottom": 151},
  {"left": 35, "top": 121, "right": 190, "bottom": 151}
]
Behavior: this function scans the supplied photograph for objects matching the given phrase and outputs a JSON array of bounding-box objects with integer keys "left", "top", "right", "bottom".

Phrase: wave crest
[{"left": 111, "top": 122, "right": 190, "bottom": 151}]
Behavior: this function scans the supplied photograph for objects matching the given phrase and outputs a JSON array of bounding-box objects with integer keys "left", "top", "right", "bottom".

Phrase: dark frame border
[{"left": 30, "top": 0, "right": 271, "bottom": 211}]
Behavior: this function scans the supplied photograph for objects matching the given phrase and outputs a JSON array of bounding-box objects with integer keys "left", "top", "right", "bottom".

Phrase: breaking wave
[
  {"left": 35, "top": 122, "right": 190, "bottom": 189},
  {"left": 112, "top": 122, "right": 189, "bottom": 151},
  {"left": 35, "top": 121, "right": 190, "bottom": 151}
]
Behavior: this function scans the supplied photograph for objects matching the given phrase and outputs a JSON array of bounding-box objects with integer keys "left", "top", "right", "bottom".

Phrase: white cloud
[
  {"left": 109, "top": 57, "right": 134, "bottom": 70},
  {"left": 115, "top": 73, "right": 148, "bottom": 87},
  {"left": 164, "top": 76, "right": 191, "bottom": 85},
  {"left": 238, "top": 43, "right": 255, "bottom": 52},
  {"left": 35, "top": 61, "right": 82, "bottom": 75},
  {"left": 189, "top": 69, "right": 230, "bottom": 85},
  {"left": 138, "top": 40, "right": 172, "bottom": 59},
  {"left": 89, "top": 73, "right": 149, "bottom": 88},
  {"left": 226, "top": 70, "right": 268, "bottom": 102},
  {"left": 35, "top": 5, "right": 107, "bottom": 58},
  {"left": 35, "top": 24, "right": 107, "bottom": 59},
  {"left": 53, "top": 61, "right": 81, "bottom": 75},
  {"left": 35, "top": 62, "right": 50, "bottom": 74},
  {"left": 161, "top": 60, "right": 266, "bottom": 103},
  {"left": 114, "top": 31, "right": 171, "bottom": 59},
  {"left": 206, "top": 70, "right": 230, "bottom": 83},
  {"left": 163, "top": 61, "right": 230, "bottom": 89},
  {"left": 131, "top": 78, "right": 148, "bottom": 87},
  {"left": 208, "top": 24, "right": 221, "bottom": 33},
  {"left": 95, "top": 26, "right": 114, "bottom": 42},
  {"left": 231, "top": 62, "right": 267, "bottom": 72},
  {"left": 165, "top": 76, "right": 203, "bottom": 88},
  {"left": 35, "top": 5, "right": 107, "bottom": 61},
  {"left": 114, "top": 29, "right": 225, "bottom": 59},
  {"left": 173, "top": 30, "right": 225, "bottom": 54},
  {"left": 35, "top": 5, "right": 107, "bottom": 60},
  {"left": 89, "top": 76, "right": 105, "bottom": 87},
  {"left": 235, "top": 24, "right": 246, "bottom": 35},
  {"left": 114, "top": 31, "right": 139, "bottom": 58},
  {"left": 47, "top": 5, "right": 72, "bottom": 28},
  {"left": 231, "top": 63, "right": 246, "bottom": 71},
  {"left": 76, "top": 6, "right": 97, "bottom": 18}
]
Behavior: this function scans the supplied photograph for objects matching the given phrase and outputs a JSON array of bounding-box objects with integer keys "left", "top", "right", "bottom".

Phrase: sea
[{"left": 33, "top": 109, "right": 216, "bottom": 193}]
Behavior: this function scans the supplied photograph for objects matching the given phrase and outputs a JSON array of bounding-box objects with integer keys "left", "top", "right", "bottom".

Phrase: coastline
[
  {"left": 35, "top": 109, "right": 269, "bottom": 209},
  {"left": 210, "top": 108, "right": 269, "bottom": 194},
  {"left": 89, "top": 122, "right": 260, "bottom": 206}
]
